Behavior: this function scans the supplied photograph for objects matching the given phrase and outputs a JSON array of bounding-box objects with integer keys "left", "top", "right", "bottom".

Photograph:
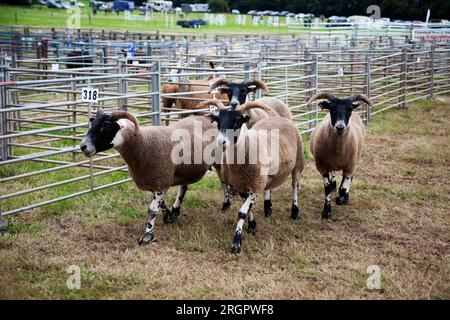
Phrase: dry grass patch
[{"left": 1, "top": 98, "right": 449, "bottom": 299}]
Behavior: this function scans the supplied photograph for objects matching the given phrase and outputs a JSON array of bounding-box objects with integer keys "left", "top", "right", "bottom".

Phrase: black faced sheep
[
  {"left": 200, "top": 99, "right": 304, "bottom": 254},
  {"left": 308, "top": 92, "right": 373, "bottom": 219},
  {"left": 80, "top": 109, "right": 225, "bottom": 245}
]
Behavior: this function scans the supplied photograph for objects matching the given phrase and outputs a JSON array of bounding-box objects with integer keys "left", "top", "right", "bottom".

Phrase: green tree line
[{"left": 175, "top": 0, "right": 449, "bottom": 20}]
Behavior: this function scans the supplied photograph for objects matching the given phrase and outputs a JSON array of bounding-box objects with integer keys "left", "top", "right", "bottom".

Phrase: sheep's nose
[
  {"left": 230, "top": 101, "right": 238, "bottom": 108},
  {"left": 335, "top": 123, "right": 345, "bottom": 133},
  {"left": 80, "top": 144, "right": 87, "bottom": 151}
]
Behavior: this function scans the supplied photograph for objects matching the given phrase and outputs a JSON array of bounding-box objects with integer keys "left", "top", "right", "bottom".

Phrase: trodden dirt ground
[{"left": 0, "top": 97, "right": 449, "bottom": 299}]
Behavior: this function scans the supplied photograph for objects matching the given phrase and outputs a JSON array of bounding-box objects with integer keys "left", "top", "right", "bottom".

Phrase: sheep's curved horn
[
  {"left": 349, "top": 94, "right": 374, "bottom": 107},
  {"left": 308, "top": 92, "right": 337, "bottom": 104},
  {"left": 96, "top": 107, "right": 104, "bottom": 117},
  {"left": 236, "top": 101, "right": 278, "bottom": 117},
  {"left": 196, "top": 99, "right": 226, "bottom": 110},
  {"left": 110, "top": 111, "right": 140, "bottom": 135},
  {"left": 243, "top": 79, "right": 269, "bottom": 94},
  {"left": 208, "top": 78, "right": 232, "bottom": 93}
]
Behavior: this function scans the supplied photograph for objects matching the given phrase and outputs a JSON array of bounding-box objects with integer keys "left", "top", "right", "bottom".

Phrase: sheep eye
[{"left": 89, "top": 117, "right": 95, "bottom": 122}]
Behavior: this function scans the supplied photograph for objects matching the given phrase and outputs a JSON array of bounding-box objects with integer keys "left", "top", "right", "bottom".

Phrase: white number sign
[{"left": 81, "top": 88, "right": 99, "bottom": 103}]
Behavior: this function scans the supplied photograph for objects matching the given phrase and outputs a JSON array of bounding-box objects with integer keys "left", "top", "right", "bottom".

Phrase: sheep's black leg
[
  {"left": 336, "top": 175, "right": 352, "bottom": 205},
  {"left": 322, "top": 172, "right": 333, "bottom": 219},
  {"left": 227, "top": 185, "right": 237, "bottom": 198},
  {"left": 231, "top": 192, "right": 257, "bottom": 254},
  {"left": 263, "top": 190, "right": 272, "bottom": 217},
  {"left": 139, "top": 191, "right": 165, "bottom": 246},
  {"left": 221, "top": 182, "right": 231, "bottom": 212},
  {"left": 170, "top": 185, "right": 188, "bottom": 219},
  {"left": 330, "top": 172, "right": 337, "bottom": 192},
  {"left": 247, "top": 203, "right": 256, "bottom": 235},
  {"left": 291, "top": 171, "right": 300, "bottom": 219}
]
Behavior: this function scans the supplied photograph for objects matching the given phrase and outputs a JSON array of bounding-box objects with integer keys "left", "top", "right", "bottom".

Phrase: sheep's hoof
[
  {"left": 322, "top": 203, "right": 332, "bottom": 219},
  {"left": 0, "top": 229, "right": 11, "bottom": 235},
  {"left": 226, "top": 186, "right": 237, "bottom": 198},
  {"left": 247, "top": 220, "right": 257, "bottom": 235},
  {"left": 0, "top": 221, "right": 11, "bottom": 235},
  {"left": 221, "top": 200, "right": 231, "bottom": 212},
  {"left": 336, "top": 190, "right": 349, "bottom": 205},
  {"left": 171, "top": 206, "right": 181, "bottom": 217},
  {"left": 231, "top": 233, "right": 242, "bottom": 254},
  {"left": 138, "top": 232, "right": 154, "bottom": 246},
  {"left": 335, "top": 196, "right": 349, "bottom": 205},
  {"left": 163, "top": 210, "right": 177, "bottom": 224},
  {"left": 264, "top": 199, "right": 272, "bottom": 217},
  {"left": 291, "top": 204, "right": 300, "bottom": 220}
]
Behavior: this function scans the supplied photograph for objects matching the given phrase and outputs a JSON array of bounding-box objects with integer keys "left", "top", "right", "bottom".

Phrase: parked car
[
  {"left": 48, "top": 0, "right": 71, "bottom": 9},
  {"left": 373, "top": 17, "right": 390, "bottom": 28},
  {"left": 286, "top": 13, "right": 295, "bottom": 18},
  {"left": 247, "top": 10, "right": 256, "bottom": 15},
  {"left": 113, "top": 1, "right": 134, "bottom": 12},
  {"left": 47, "top": 0, "right": 63, "bottom": 8},
  {"left": 177, "top": 19, "right": 207, "bottom": 28},
  {"left": 327, "top": 16, "right": 351, "bottom": 28},
  {"left": 280, "top": 11, "right": 290, "bottom": 16},
  {"left": 99, "top": 2, "right": 113, "bottom": 10},
  {"left": 231, "top": 9, "right": 240, "bottom": 14},
  {"left": 389, "top": 20, "right": 412, "bottom": 29},
  {"left": 70, "top": 0, "right": 85, "bottom": 7},
  {"left": 270, "top": 11, "right": 280, "bottom": 16}
]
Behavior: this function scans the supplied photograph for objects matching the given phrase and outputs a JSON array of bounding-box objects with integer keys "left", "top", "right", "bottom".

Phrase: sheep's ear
[
  {"left": 351, "top": 101, "right": 363, "bottom": 109},
  {"left": 318, "top": 100, "right": 332, "bottom": 110},
  {"left": 116, "top": 119, "right": 135, "bottom": 131},
  {"left": 218, "top": 86, "right": 228, "bottom": 94},
  {"left": 96, "top": 107, "right": 104, "bottom": 117},
  {"left": 246, "top": 85, "right": 257, "bottom": 93}
]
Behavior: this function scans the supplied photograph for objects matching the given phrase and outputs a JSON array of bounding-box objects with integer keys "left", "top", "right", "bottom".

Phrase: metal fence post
[
  {"left": 0, "top": 56, "right": 11, "bottom": 162},
  {"left": 429, "top": 43, "right": 435, "bottom": 100},
  {"left": 243, "top": 61, "right": 250, "bottom": 81},
  {"left": 102, "top": 46, "right": 108, "bottom": 65},
  {"left": 365, "top": 53, "right": 372, "bottom": 122},
  {"left": 256, "top": 63, "right": 263, "bottom": 100},
  {"left": 399, "top": 48, "right": 408, "bottom": 109},
  {"left": 311, "top": 54, "right": 319, "bottom": 128},
  {"left": 151, "top": 61, "right": 161, "bottom": 126},
  {"left": 118, "top": 58, "right": 127, "bottom": 111},
  {"left": 0, "top": 85, "right": 8, "bottom": 162}
]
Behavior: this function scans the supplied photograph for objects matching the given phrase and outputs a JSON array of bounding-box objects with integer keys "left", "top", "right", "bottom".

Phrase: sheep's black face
[
  {"left": 225, "top": 82, "right": 263, "bottom": 108},
  {"left": 226, "top": 83, "right": 250, "bottom": 108},
  {"left": 210, "top": 109, "right": 250, "bottom": 148},
  {"left": 320, "top": 98, "right": 362, "bottom": 135},
  {"left": 80, "top": 114, "right": 120, "bottom": 157}
]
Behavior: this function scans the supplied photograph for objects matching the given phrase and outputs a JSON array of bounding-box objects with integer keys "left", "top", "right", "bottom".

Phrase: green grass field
[{"left": 0, "top": 2, "right": 291, "bottom": 34}]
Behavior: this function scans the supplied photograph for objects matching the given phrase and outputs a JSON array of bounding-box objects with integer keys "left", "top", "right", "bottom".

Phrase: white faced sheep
[
  {"left": 199, "top": 99, "right": 304, "bottom": 254},
  {"left": 79, "top": 109, "right": 224, "bottom": 246},
  {"left": 308, "top": 92, "right": 373, "bottom": 219}
]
